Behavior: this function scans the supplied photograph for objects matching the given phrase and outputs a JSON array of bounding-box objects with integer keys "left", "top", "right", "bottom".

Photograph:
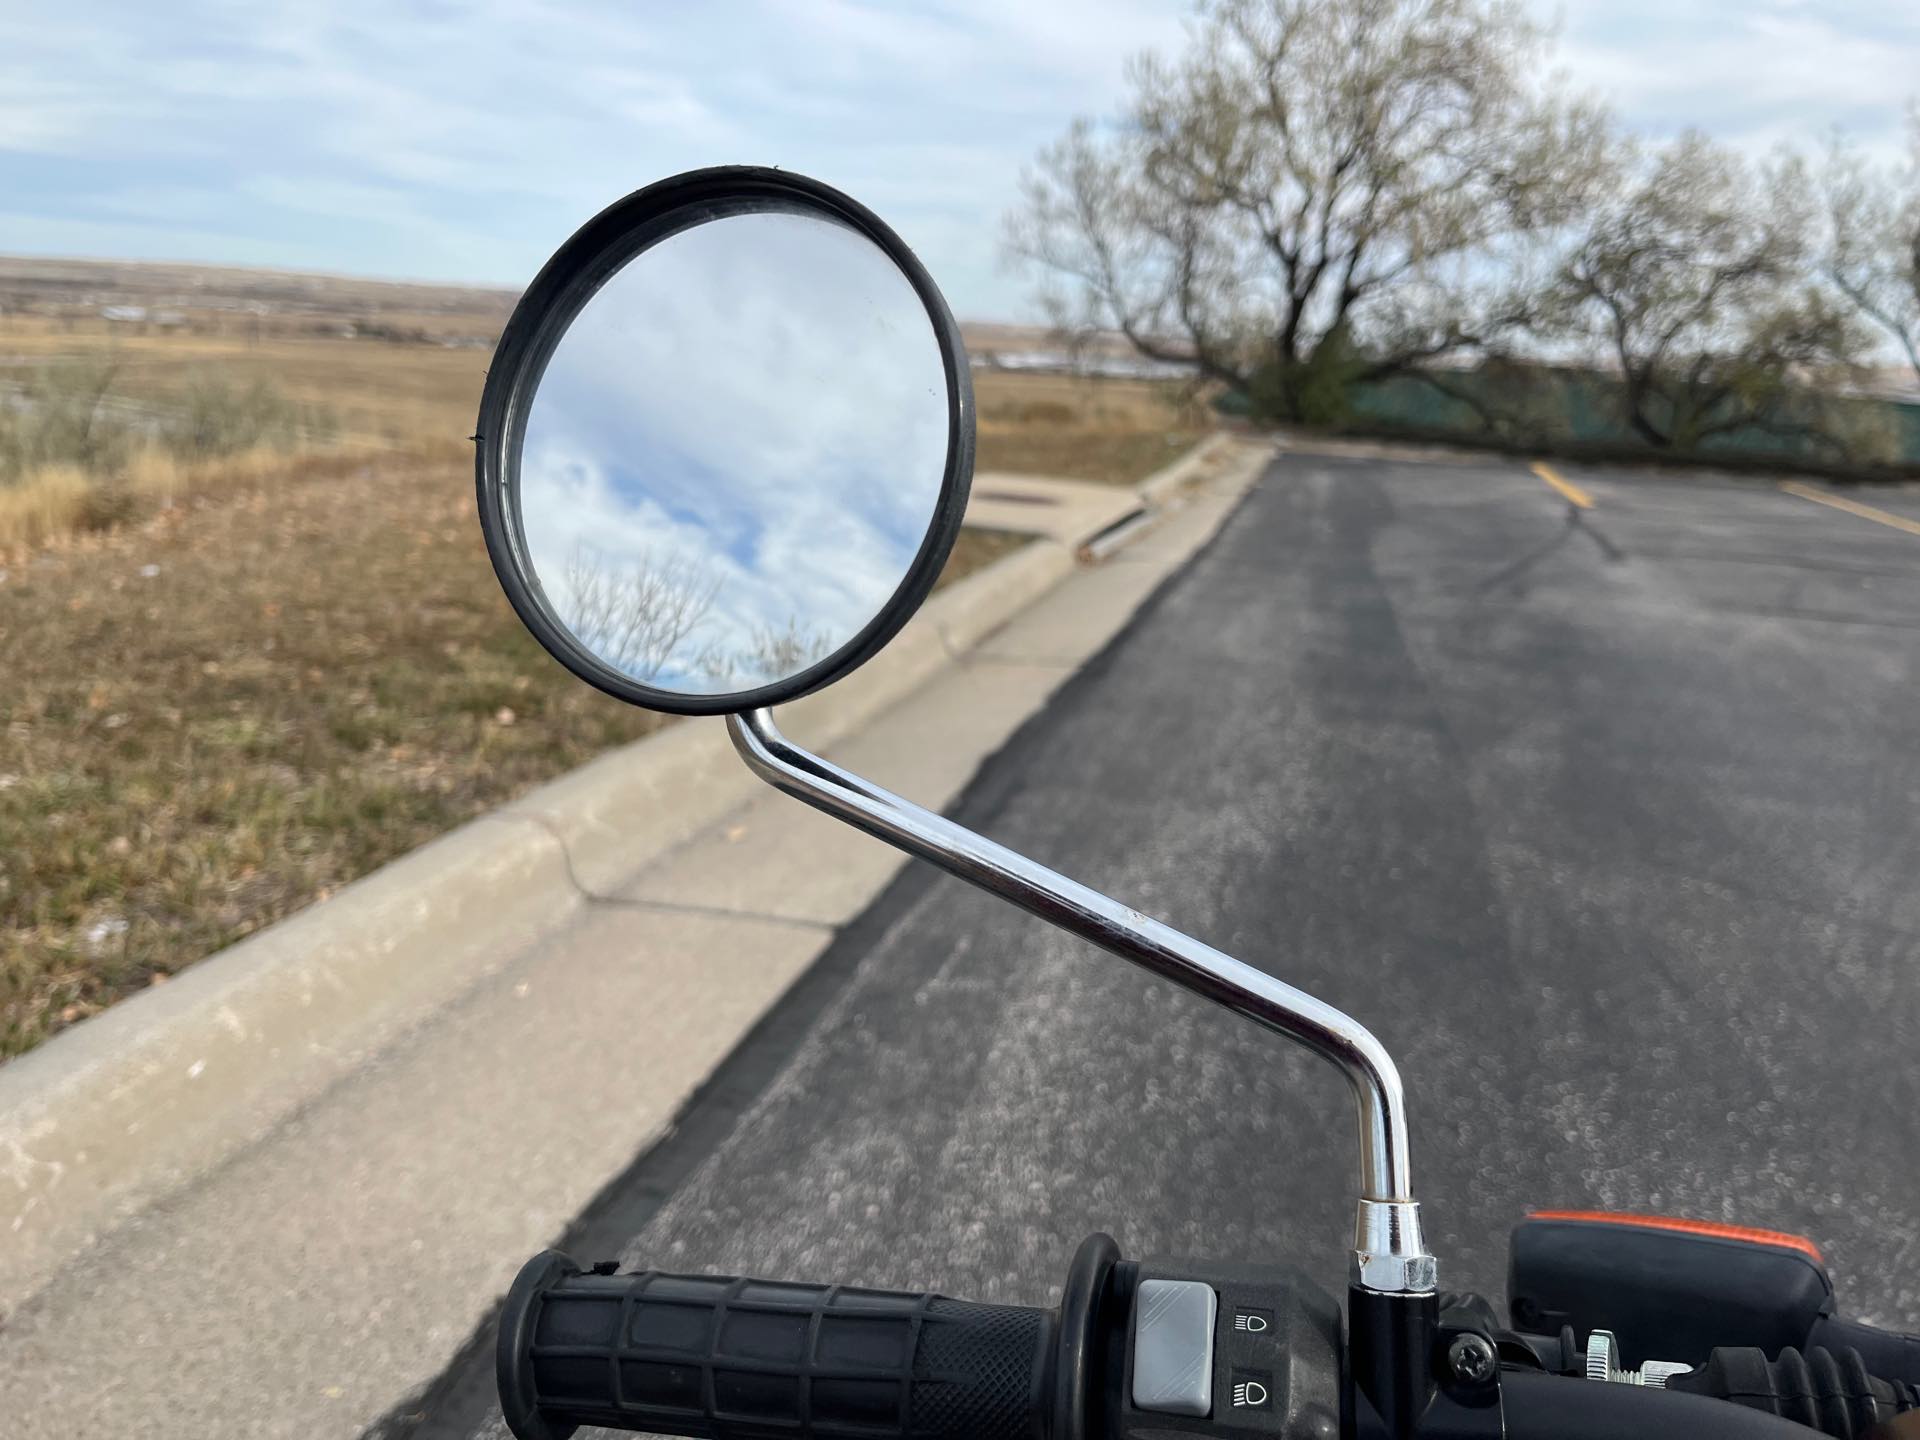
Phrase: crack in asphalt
[{"left": 1473, "top": 507, "right": 1626, "bottom": 597}]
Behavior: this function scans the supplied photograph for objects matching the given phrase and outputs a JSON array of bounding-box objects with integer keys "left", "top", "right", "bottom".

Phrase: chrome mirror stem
[{"left": 726, "top": 708, "right": 1435, "bottom": 1294}]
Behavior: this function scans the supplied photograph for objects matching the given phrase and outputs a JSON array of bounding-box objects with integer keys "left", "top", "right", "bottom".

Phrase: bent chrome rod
[{"left": 728, "top": 708, "right": 1435, "bottom": 1293}]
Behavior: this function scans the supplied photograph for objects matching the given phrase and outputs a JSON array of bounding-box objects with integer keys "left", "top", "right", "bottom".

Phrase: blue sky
[{"left": 2, "top": 0, "right": 1915, "bottom": 320}]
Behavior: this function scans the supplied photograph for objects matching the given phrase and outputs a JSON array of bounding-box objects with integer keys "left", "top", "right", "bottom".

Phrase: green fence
[{"left": 1244, "top": 364, "right": 1920, "bottom": 475}]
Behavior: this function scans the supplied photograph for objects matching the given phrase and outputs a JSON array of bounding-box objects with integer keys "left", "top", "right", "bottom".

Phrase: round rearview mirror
[{"left": 476, "top": 167, "right": 974, "bottom": 715}]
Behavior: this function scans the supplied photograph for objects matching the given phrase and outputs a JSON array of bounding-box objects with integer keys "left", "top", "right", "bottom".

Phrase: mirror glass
[{"left": 514, "top": 207, "right": 952, "bottom": 699}]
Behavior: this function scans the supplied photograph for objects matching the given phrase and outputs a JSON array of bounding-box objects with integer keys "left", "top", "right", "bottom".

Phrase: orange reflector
[{"left": 1527, "top": 1210, "right": 1824, "bottom": 1264}]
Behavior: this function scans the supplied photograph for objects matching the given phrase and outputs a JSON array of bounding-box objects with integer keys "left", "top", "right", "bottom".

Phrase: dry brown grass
[
  {"left": 0, "top": 442, "right": 474, "bottom": 556},
  {"left": 938, "top": 526, "right": 1028, "bottom": 584},
  {"left": 974, "top": 370, "right": 1211, "bottom": 483},
  {"left": 0, "top": 323, "right": 480, "bottom": 552},
  {"left": 0, "top": 465, "right": 93, "bottom": 551},
  {"left": 0, "top": 315, "right": 490, "bottom": 452}
]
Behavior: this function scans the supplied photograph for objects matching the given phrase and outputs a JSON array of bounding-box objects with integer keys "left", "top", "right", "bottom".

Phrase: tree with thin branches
[
  {"left": 1825, "top": 115, "right": 1920, "bottom": 386},
  {"left": 698, "top": 616, "right": 835, "bottom": 689},
  {"left": 1006, "top": 0, "right": 1612, "bottom": 422},
  {"left": 1542, "top": 134, "right": 1870, "bottom": 455},
  {"left": 560, "top": 544, "right": 720, "bottom": 682}
]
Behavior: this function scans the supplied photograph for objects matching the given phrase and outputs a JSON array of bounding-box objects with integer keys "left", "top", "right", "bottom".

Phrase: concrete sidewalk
[
  {"left": 965, "top": 471, "right": 1143, "bottom": 544},
  {"left": 0, "top": 441, "right": 1269, "bottom": 1440}
]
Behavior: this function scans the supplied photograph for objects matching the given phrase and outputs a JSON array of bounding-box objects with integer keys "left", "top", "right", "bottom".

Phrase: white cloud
[
  {"left": 0, "top": 1, "right": 1914, "bottom": 316},
  {"left": 1539, "top": 1, "right": 1918, "bottom": 163},
  {"left": 0, "top": 0, "right": 1187, "bottom": 313}
]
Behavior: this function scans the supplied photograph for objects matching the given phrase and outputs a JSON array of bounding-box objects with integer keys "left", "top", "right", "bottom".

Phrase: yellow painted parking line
[
  {"left": 1531, "top": 462, "right": 1594, "bottom": 510},
  {"left": 1780, "top": 481, "right": 1920, "bottom": 539}
]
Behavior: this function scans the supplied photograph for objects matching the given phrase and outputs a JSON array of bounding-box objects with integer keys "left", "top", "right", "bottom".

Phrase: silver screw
[{"left": 1448, "top": 1333, "right": 1498, "bottom": 1385}]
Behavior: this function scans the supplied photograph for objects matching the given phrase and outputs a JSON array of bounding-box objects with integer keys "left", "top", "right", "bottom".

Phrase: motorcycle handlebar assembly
[{"left": 499, "top": 1233, "right": 1920, "bottom": 1440}]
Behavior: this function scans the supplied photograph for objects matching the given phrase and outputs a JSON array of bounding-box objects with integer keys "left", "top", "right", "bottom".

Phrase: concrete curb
[
  {"left": 1141, "top": 430, "right": 1240, "bottom": 506},
  {"left": 0, "top": 432, "right": 1248, "bottom": 1311}
]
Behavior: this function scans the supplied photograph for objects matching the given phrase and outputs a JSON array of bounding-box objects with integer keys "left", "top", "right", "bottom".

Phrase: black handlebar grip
[{"left": 498, "top": 1251, "right": 1059, "bottom": 1440}]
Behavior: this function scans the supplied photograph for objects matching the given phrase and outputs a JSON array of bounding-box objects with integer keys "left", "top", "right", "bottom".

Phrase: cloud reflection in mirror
[{"left": 517, "top": 208, "right": 950, "bottom": 696}]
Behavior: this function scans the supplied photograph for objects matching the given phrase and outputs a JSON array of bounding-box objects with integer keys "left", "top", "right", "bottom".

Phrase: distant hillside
[
  {"left": 0, "top": 255, "right": 1194, "bottom": 372},
  {"left": 0, "top": 255, "right": 515, "bottom": 319},
  {"left": 0, "top": 256, "right": 518, "bottom": 346}
]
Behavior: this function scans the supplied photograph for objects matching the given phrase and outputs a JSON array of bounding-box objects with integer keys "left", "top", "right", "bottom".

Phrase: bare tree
[
  {"left": 698, "top": 616, "right": 835, "bottom": 690},
  {"left": 1007, "top": 0, "right": 1612, "bottom": 421},
  {"left": 1825, "top": 116, "right": 1920, "bottom": 385},
  {"left": 560, "top": 544, "right": 720, "bottom": 682},
  {"left": 1542, "top": 134, "right": 1870, "bottom": 454}
]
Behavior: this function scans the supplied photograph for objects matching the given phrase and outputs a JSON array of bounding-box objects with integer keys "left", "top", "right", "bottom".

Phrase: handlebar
[{"left": 496, "top": 1236, "right": 1916, "bottom": 1440}]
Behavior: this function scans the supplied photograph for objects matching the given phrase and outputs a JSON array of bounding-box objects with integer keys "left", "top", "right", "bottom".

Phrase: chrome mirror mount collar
[
  {"left": 1354, "top": 1199, "right": 1436, "bottom": 1296},
  {"left": 726, "top": 707, "right": 1438, "bottom": 1295}
]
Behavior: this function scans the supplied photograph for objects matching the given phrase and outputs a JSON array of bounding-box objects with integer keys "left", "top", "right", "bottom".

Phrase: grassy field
[
  {"left": 0, "top": 266, "right": 1206, "bottom": 1060},
  {"left": 974, "top": 369, "right": 1207, "bottom": 482},
  {"left": 0, "top": 315, "right": 494, "bottom": 451}
]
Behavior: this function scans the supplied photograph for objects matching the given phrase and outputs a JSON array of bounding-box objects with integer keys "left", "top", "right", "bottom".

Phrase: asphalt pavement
[{"left": 385, "top": 450, "right": 1920, "bottom": 1439}]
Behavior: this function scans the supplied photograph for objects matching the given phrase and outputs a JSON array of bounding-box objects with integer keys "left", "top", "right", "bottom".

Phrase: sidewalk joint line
[
  {"left": 612, "top": 897, "right": 836, "bottom": 933},
  {"left": 515, "top": 812, "right": 833, "bottom": 932},
  {"left": 961, "top": 651, "right": 1079, "bottom": 670}
]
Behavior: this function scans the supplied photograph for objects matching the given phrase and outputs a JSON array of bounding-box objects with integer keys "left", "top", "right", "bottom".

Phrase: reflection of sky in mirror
[{"left": 519, "top": 209, "right": 949, "bottom": 695}]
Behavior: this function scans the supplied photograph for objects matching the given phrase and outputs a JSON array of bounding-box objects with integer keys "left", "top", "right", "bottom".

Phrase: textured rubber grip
[{"left": 499, "top": 1251, "right": 1058, "bottom": 1440}]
